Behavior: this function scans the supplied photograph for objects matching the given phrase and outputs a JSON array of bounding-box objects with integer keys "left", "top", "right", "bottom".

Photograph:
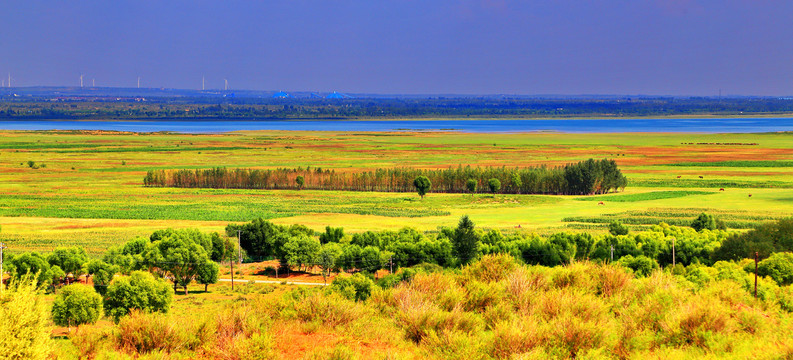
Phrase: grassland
[{"left": 1, "top": 129, "right": 793, "bottom": 254}]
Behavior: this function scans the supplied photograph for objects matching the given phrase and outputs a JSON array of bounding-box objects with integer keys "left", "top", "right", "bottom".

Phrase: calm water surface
[{"left": 1, "top": 118, "right": 792, "bottom": 133}]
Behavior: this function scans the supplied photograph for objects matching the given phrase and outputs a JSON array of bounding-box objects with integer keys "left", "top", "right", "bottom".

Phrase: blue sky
[{"left": 1, "top": 1, "right": 791, "bottom": 95}]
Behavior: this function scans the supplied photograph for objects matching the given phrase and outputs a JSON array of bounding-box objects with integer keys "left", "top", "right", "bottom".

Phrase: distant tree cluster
[
  {"left": 4, "top": 96, "right": 793, "bottom": 120},
  {"left": 144, "top": 159, "right": 627, "bottom": 195}
]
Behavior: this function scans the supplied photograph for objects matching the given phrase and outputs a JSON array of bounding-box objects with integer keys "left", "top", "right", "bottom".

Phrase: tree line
[
  {"left": 144, "top": 159, "right": 628, "bottom": 195},
  {"left": 4, "top": 96, "right": 793, "bottom": 120}
]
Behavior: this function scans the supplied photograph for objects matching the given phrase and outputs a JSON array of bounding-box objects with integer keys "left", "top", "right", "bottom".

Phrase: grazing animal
[
  {"left": 699, "top": 176, "right": 704, "bottom": 179},
  {"left": 749, "top": 194, "right": 752, "bottom": 197},
  {"left": 598, "top": 201, "right": 605, "bottom": 205},
  {"left": 719, "top": 188, "right": 725, "bottom": 191},
  {"left": 677, "top": 176, "right": 681, "bottom": 178}
]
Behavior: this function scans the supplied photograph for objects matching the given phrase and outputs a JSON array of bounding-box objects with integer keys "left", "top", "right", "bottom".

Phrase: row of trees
[
  {"left": 144, "top": 159, "right": 628, "bottom": 195},
  {"left": 224, "top": 214, "right": 766, "bottom": 278}
]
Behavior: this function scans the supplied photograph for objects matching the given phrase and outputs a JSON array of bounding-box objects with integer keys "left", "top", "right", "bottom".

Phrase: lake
[{"left": 0, "top": 118, "right": 792, "bottom": 133}]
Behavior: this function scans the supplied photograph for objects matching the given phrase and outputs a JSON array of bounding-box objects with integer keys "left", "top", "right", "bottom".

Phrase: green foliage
[
  {"left": 413, "top": 175, "right": 431, "bottom": 199},
  {"left": 283, "top": 235, "right": 321, "bottom": 271},
  {"left": 295, "top": 175, "right": 305, "bottom": 189},
  {"left": 360, "top": 246, "right": 382, "bottom": 272},
  {"left": 144, "top": 228, "right": 217, "bottom": 294},
  {"left": 608, "top": 220, "right": 629, "bottom": 236},
  {"left": 487, "top": 178, "right": 501, "bottom": 194},
  {"left": 47, "top": 247, "right": 88, "bottom": 280},
  {"left": 145, "top": 159, "right": 627, "bottom": 196},
  {"left": 0, "top": 277, "right": 51, "bottom": 360},
  {"left": 757, "top": 252, "right": 793, "bottom": 285},
  {"left": 196, "top": 261, "right": 220, "bottom": 291},
  {"left": 11, "top": 252, "right": 51, "bottom": 286},
  {"left": 615, "top": 255, "right": 658, "bottom": 277},
  {"left": 86, "top": 260, "right": 118, "bottom": 295},
  {"left": 713, "top": 218, "right": 793, "bottom": 261},
  {"left": 450, "top": 215, "right": 481, "bottom": 265},
  {"left": 466, "top": 178, "right": 477, "bottom": 195},
  {"left": 330, "top": 273, "right": 374, "bottom": 301},
  {"left": 691, "top": 212, "right": 726, "bottom": 231},
  {"left": 104, "top": 271, "right": 173, "bottom": 322},
  {"left": 49, "top": 265, "right": 66, "bottom": 291},
  {"left": 319, "top": 226, "right": 345, "bottom": 244},
  {"left": 51, "top": 284, "right": 103, "bottom": 330},
  {"left": 317, "top": 243, "right": 342, "bottom": 282}
]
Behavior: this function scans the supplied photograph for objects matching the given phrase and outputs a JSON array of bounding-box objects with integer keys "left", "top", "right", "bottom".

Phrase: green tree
[
  {"left": 757, "top": 252, "right": 793, "bottom": 285},
  {"left": 86, "top": 260, "right": 118, "bottom": 295},
  {"left": 360, "top": 246, "right": 382, "bottom": 273},
  {"left": 144, "top": 234, "right": 213, "bottom": 295},
  {"left": 319, "top": 226, "right": 345, "bottom": 244},
  {"left": 104, "top": 271, "right": 173, "bottom": 322},
  {"left": 196, "top": 261, "right": 219, "bottom": 292},
  {"left": 283, "top": 235, "right": 321, "bottom": 272},
  {"left": 510, "top": 173, "right": 523, "bottom": 193},
  {"left": 11, "top": 252, "right": 51, "bottom": 286},
  {"left": 691, "top": 213, "right": 717, "bottom": 232},
  {"left": 608, "top": 220, "right": 629, "bottom": 236},
  {"left": 413, "top": 176, "right": 431, "bottom": 199},
  {"left": 295, "top": 175, "right": 305, "bottom": 189},
  {"left": 49, "top": 266, "right": 66, "bottom": 293},
  {"left": 51, "top": 284, "right": 103, "bottom": 332},
  {"left": 451, "top": 215, "right": 481, "bottom": 265},
  {"left": 317, "top": 243, "right": 342, "bottom": 284},
  {"left": 466, "top": 178, "right": 478, "bottom": 196},
  {"left": 47, "top": 247, "right": 88, "bottom": 284},
  {"left": 487, "top": 178, "right": 501, "bottom": 195}
]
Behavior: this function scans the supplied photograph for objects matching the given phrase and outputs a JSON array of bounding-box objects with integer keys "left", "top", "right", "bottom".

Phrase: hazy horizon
[{"left": 1, "top": 1, "right": 792, "bottom": 96}]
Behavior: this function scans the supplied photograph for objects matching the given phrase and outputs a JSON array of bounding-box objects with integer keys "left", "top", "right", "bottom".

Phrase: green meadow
[{"left": 1, "top": 129, "right": 793, "bottom": 254}]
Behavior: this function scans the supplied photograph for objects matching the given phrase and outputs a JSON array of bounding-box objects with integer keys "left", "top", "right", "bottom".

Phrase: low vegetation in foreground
[
  {"left": 6, "top": 254, "right": 793, "bottom": 359},
  {"left": 3, "top": 217, "right": 793, "bottom": 358}
]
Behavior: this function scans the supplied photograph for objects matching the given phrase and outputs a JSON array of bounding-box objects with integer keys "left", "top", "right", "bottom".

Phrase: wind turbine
[
  {"left": 137, "top": 76, "right": 141, "bottom": 89},
  {"left": 202, "top": 76, "right": 205, "bottom": 91},
  {"left": 80, "top": 74, "right": 84, "bottom": 88},
  {"left": 224, "top": 78, "right": 228, "bottom": 91}
]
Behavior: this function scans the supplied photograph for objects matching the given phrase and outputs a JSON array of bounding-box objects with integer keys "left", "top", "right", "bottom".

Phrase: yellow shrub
[{"left": 0, "top": 278, "right": 51, "bottom": 360}]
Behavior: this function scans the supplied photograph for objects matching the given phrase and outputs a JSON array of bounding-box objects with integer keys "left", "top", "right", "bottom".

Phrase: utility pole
[
  {"left": 755, "top": 252, "right": 759, "bottom": 298},
  {"left": 672, "top": 237, "right": 676, "bottom": 267},
  {"left": 389, "top": 256, "right": 394, "bottom": 274},
  {"left": 0, "top": 242, "right": 7, "bottom": 294},
  {"left": 610, "top": 245, "right": 614, "bottom": 262},
  {"left": 230, "top": 256, "right": 234, "bottom": 291},
  {"left": 237, "top": 230, "right": 242, "bottom": 265}
]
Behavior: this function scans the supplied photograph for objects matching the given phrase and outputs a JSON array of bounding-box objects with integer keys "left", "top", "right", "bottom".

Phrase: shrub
[
  {"left": 0, "top": 277, "right": 51, "bottom": 360},
  {"left": 757, "top": 252, "right": 793, "bottom": 285},
  {"left": 608, "top": 220, "right": 629, "bottom": 236},
  {"left": 116, "top": 311, "right": 188, "bottom": 354},
  {"left": 52, "top": 284, "right": 103, "bottom": 331},
  {"left": 616, "top": 255, "right": 658, "bottom": 277},
  {"left": 104, "top": 271, "right": 173, "bottom": 322},
  {"left": 461, "top": 253, "right": 519, "bottom": 283},
  {"left": 330, "top": 273, "right": 374, "bottom": 301}
]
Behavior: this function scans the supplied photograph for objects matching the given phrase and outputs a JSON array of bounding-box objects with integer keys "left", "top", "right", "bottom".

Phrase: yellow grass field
[{"left": 1, "top": 129, "right": 792, "bottom": 254}]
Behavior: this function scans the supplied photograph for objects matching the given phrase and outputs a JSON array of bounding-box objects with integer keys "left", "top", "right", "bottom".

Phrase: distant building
[{"left": 272, "top": 91, "right": 291, "bottom": 98}]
